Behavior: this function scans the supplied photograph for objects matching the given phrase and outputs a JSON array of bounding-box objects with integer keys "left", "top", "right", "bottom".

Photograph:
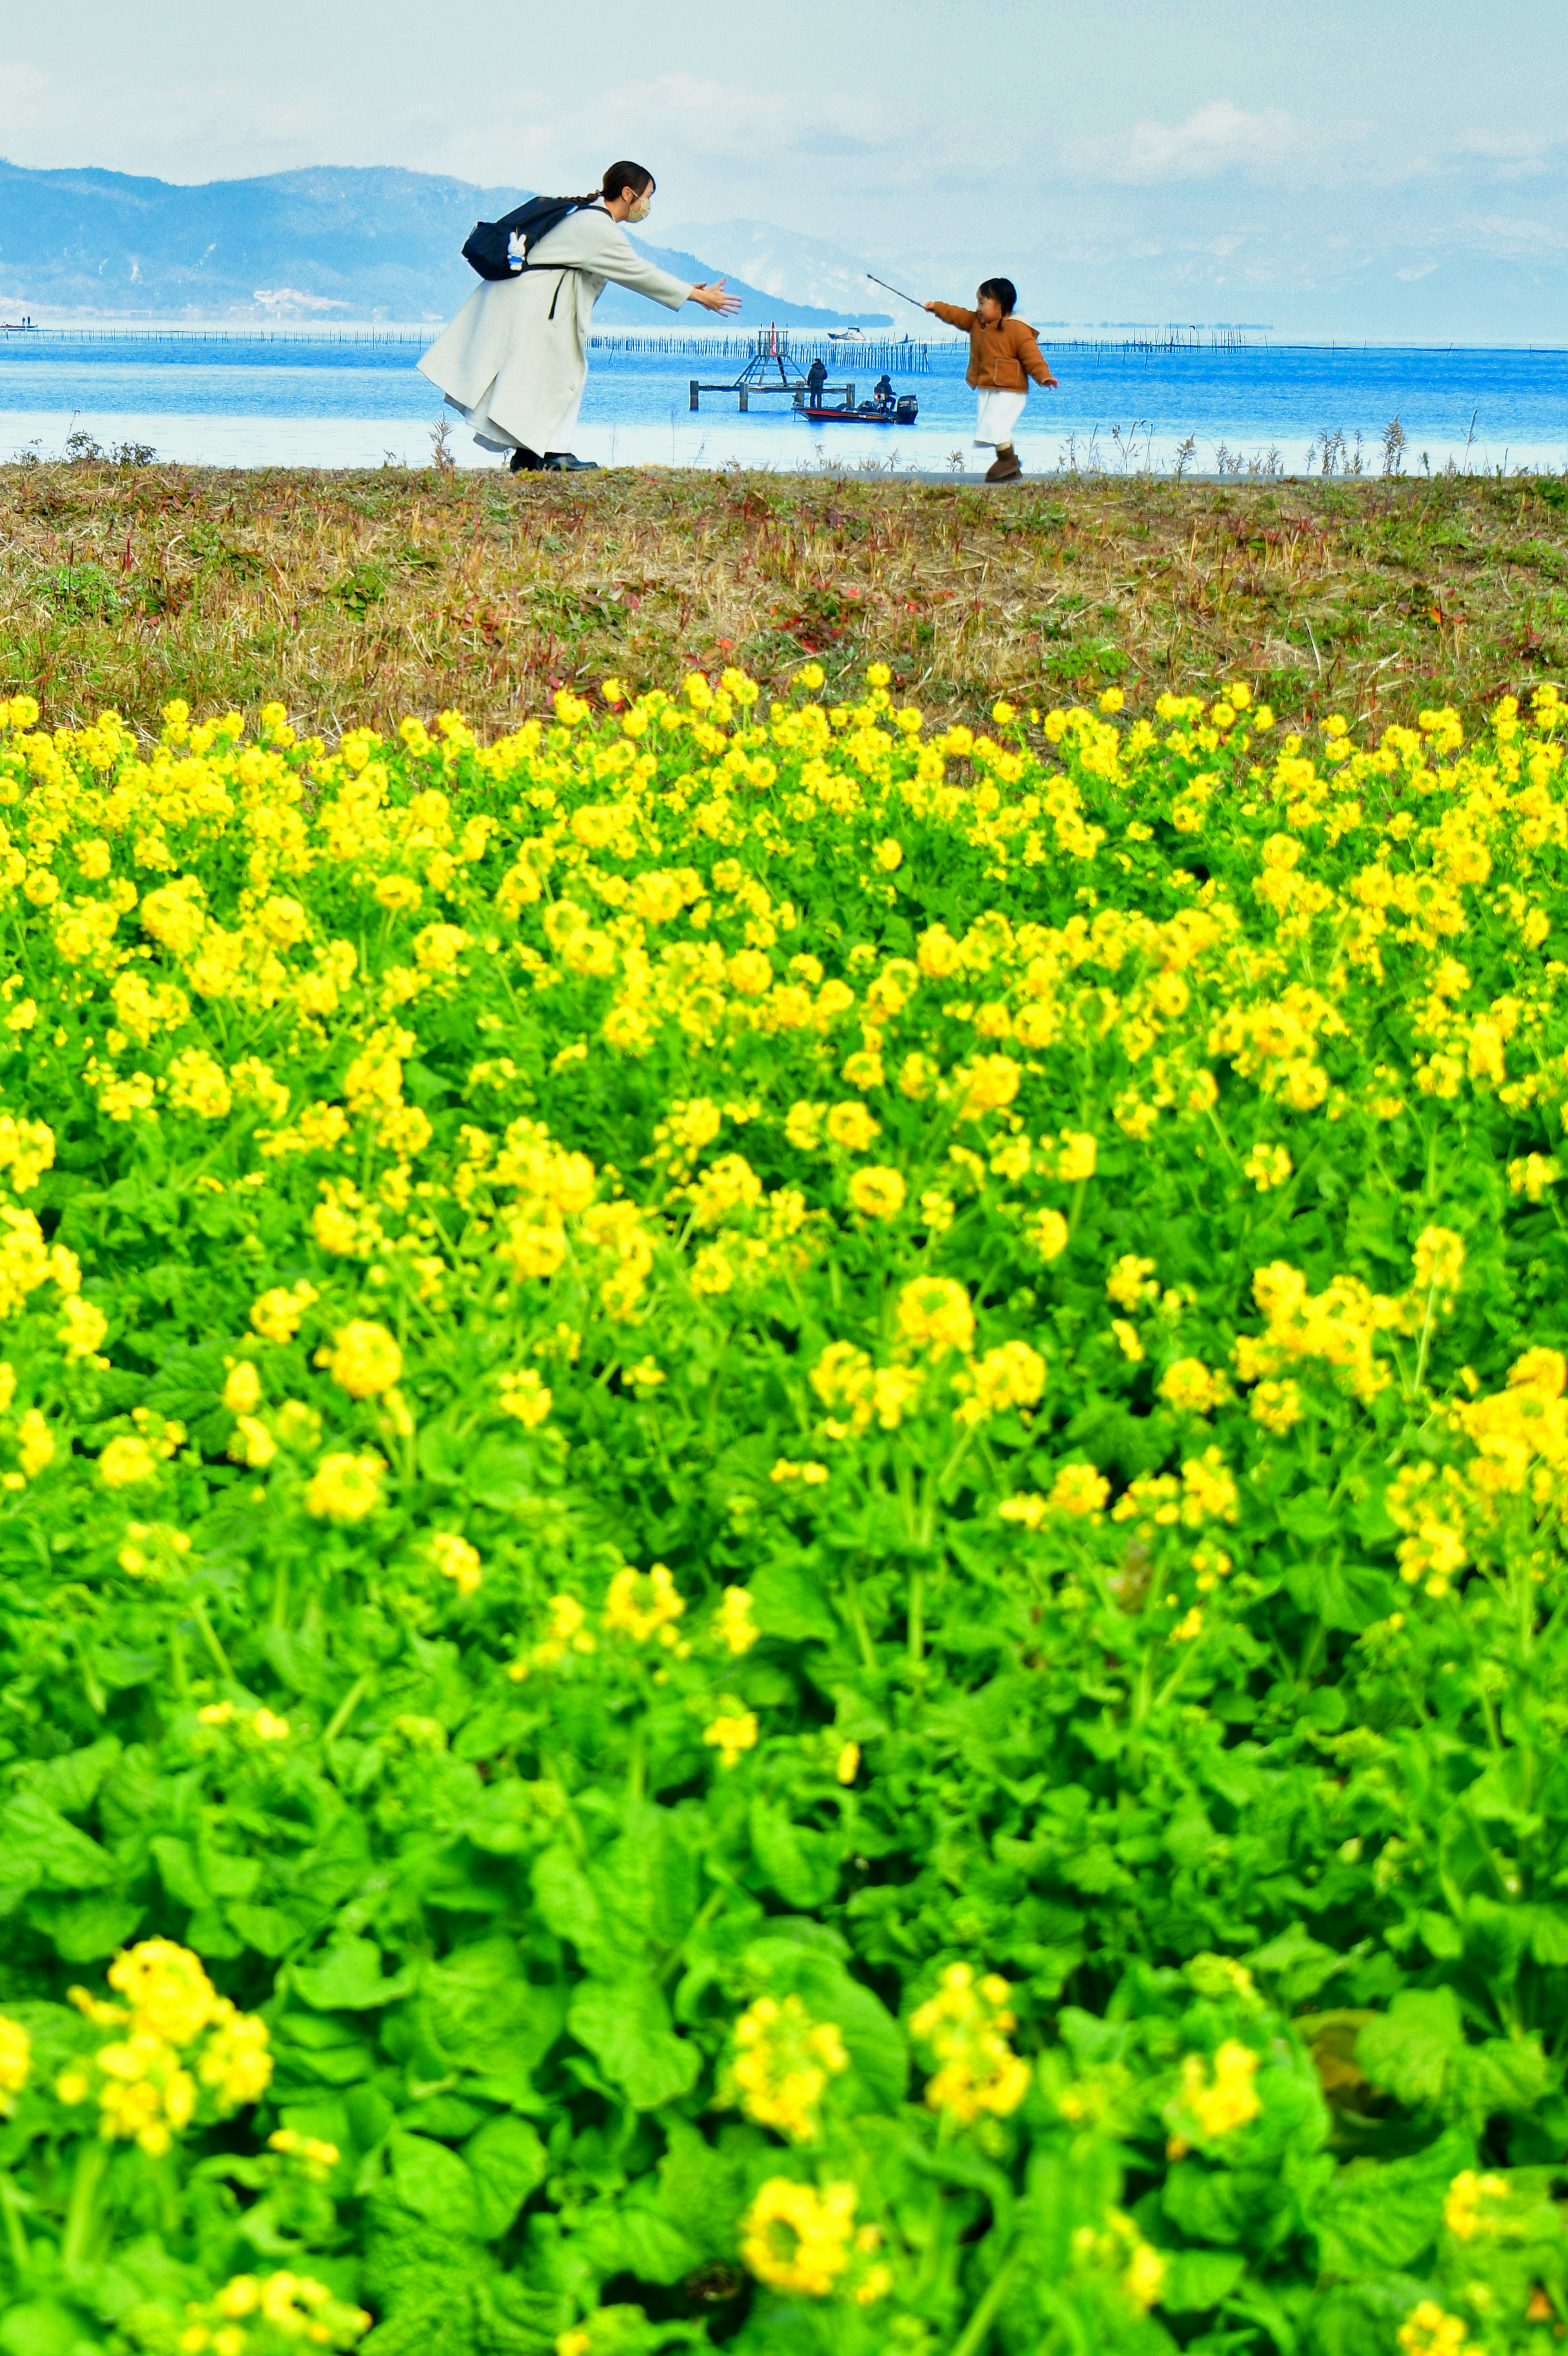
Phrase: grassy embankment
[{"left": 1, "top": 462, "right": 1564, "bottom": 733}]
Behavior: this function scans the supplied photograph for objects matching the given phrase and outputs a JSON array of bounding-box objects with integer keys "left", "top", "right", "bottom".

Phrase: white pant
[{"left": 974, "top": 388, "right": 1026, "bottom": 447}]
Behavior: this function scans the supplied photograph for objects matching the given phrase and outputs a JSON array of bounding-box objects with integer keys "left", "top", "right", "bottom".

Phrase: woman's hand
[
  {"left": 690, "top": 279, "right": 742, "bottom": 315},
  {"left": 924, "top": 301, "right": 939, "bottom": 312}
]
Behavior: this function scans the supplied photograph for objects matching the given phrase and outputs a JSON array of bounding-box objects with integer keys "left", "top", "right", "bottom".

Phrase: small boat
[{"left": 797, "top": 394, "right": 918, "bottom": 426}]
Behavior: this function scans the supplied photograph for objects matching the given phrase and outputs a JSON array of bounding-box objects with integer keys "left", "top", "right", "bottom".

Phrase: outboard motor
[{"left": 895, "top": 395, "right": 918, "bottom": 424}]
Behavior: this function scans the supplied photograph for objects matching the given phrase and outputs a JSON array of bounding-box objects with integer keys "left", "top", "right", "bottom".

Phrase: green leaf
[
  {"left": 1158, "top": 2248, "right": 1248, "bottom": 2312},
  {"left": 1416, "top": 1911, "right": 1464, "bottom": 1961},
  {"left": 464, "top": 2114, "right": 547, "bottom": 2239},
  {"left": 1245, "top": 1925, "right": 1346, "bottom": 2007},
  {"left": 749, "top": 1556, "right": 838, "bottom": 1644},
  {"left": 1279, "top": 1489, "right": 1339, "bottom": 1542},
  {"left": 277, "top": 2095, "right": 352, "bottom": 2160},
  {"left": 1356, "top": 1987, "right": 1465, "bottom": 2110},
  {"left": 574, "top": 2193, "right": 702, "bottom": 2286},
  {"left": 294, "top": 1937, "right": 414, "bottom": 2011},
  {"left": 389, "top": 2131, "right": 479, "bottom": 2237},
  {"left": 0, "top": 2300, "right": 83, "bottom": 2356},
  {"left": 567, "top": 1978, "right": 699, "bottom": 2109},
  {"left": 272, "top": 2013, "right": 376, "bottom": 2086},
  {"left": 1, "top": 1792, "right": 116, "bottom": 1892},
  {"left": 38, "top": 1894, "right": 142, "bottom": 1962},
  {"left": 463, "top": 1439, "right": 537, "bottom": 1510},
  {"left": 419, "top": 1421, "right": 471, "bottom": 1487},
  {"left": 11, "top": 1736, "right": 121, "bottom": 1816},
  {"left": 421, "top": 1937, "right": 565, "bottom": 2078},
  {"left": 1466, "top": 2034, "right": 1551, "bottom": 2120},
  {"left": 532, "top": 1845, "right": 615, "bottom": 1975},
  {"left": 1283, "top": 1555, "right": 1392, "bottom": 1633},
  {"left": 1526, "top": 1905, "right": 1568, "bottom": 1966},
  {"left": 1311, "top": 2127, "right": 1470, "bottom": 2273},
  {"left": 600, "top": 1805, "right": 699, "bottom": 1949},
  {"left": 748, "top": 1800, "right": 839, "bottom": 1909},
  {"left": 151, "top": 1834, "right": 207, "bottom": 1909},
  {"left": 653, "top": 2116, "right": 750, "bottom": 2262},
  {"left": 228, "top": 1902, "right": 297, "bottom": 1958}
]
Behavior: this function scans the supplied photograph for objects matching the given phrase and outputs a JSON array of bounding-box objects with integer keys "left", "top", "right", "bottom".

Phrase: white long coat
[{"left": 419, "top": 207, "right": 693, "bottom": 456}]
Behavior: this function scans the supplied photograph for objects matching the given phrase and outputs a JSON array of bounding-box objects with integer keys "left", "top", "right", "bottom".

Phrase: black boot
[
  {"left": 543, "top": 452, "right": 600, "bottom": 472},
  {"left": 508, "top": 446, "right": 545, "bottom": 473}
]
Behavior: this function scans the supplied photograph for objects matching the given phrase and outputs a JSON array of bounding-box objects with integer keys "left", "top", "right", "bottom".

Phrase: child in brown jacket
[{"left": 926, "top": 277, "right": 1057, "bottom": 481}]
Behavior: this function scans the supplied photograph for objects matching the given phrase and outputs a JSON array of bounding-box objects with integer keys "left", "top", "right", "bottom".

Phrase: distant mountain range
[{"left": 0, "top": 160, "right": 893, "bottom": 327}]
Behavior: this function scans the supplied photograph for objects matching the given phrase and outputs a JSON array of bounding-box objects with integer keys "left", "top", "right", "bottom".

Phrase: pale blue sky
[{"left": 4, "top": 0, "right": 1567, "bottom": 333}]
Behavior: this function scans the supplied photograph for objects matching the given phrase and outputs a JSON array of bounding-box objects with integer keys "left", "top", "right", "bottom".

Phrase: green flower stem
[
  {"left": 0, "top": 2177, "right": 28, "bottom": 2274},
  {"left": 947, "top": 2235, "right": 1025, "bottom": 2356},
  {"left": 190, "top": 1596, "right": 232, "bottom": 1680},
  {"left": 657, "top": 1884, "right": 728, "bottom": 1987},
  {"left": 61, "top": 2139, "right": 108, "bottom": 2273},
  {"left": 323, "top": 1670, "right": 372, "bottom": 1744},
  {"left": 839, "top": 1558, "right": 878, "bottom": 1672},
  {"left": 908, "top": 1564, "right": 925, "bottom": 1664}
]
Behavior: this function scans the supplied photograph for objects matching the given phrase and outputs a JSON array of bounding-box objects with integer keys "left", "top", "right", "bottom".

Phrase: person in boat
[
  {"left": 872, "top": 372, "right": 894, "bottom": 409},
  {"left": 925, "top": 277, "right": 1056, "bottom": 482},
  {"left": 806, "top": 356, "right": 828, "bottom": 407},
  {"left": 420, "top": 161, "right": 740, "bottom": 472}
]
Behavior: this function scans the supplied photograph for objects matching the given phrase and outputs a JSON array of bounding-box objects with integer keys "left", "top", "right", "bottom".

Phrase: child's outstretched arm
[
  {"left": 1016, "top": 320, "right": 1058, "bottom": 387},
  {"left": 926, "top": 299, "right": 976, "bottom": 329}
]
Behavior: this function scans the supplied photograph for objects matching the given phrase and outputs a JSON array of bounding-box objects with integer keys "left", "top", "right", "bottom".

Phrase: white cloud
[
  {"left": 0, "top": 61, "right": 48, "bottom": 111},
  {"left": 1060, "top": 98, "right": 1385, "bottom": 187},
  {"left": 1452, "top": 127, "right": 1557, "bottom": 162},
  {"left": 1454, "top": 210, "right": 1568, "bottom": 255}
]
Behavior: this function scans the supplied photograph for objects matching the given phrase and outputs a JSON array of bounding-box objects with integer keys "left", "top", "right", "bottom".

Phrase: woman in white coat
[{"left": 420, "top": 161, "right": 740, "bottom": 472}]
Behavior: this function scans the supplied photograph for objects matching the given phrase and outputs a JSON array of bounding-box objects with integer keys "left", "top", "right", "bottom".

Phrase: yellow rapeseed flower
[
  {"left": 910, "top": 1963, "right": 1029, "bottom": 2122},
  {"left": 604, "top": 1562, "right": 685, "bottom": 1642},
  {"left": 728, "top": 1992, "right": 848, "bottom": 2140},
  {"left": 718, "top": 1586, "right": 759, "bottom": 1653},
  {"left": 847, "top": 1165, "right": 906, "bottom": 1219},
  {"left": 742, "top": 2178, "right": 859, "bottom": 2295},
  {"left": 896, "top": 1276, "right": 975, "bottom": 1358},
  {"left": 703, "top": 1701, "right": 759, "bottom": 1769},
  {"left": 1398, "top": 2301, "right": 1484, "bottom": 2356},
  {"left": 0, "top": 2012, "right": 30, "bottom": 2115},
  {"left": 222, "top": 1360, "right": 261, "bottom": 1415},
  {"left": 98, "top": 1435, "right": 158, "bottom": 1488},
  {"left": 304, "top": 1452, "right": 385, "bottom": 1522},
  {"left": 432, "top": 1531, "right": 482, "bottom": 1596},
  {"left": 1178, "top": 2040, "right": 1261, "bottom": 2139},
  {"left": 824, "top": 1101, "right": 880, "bottom": 1153},
  {"left": 321, "top": 1320, "right": 402, "bottom": 1398},
  {"left": 499, "top": 1367, "right": 553, "bottom": 1426}
]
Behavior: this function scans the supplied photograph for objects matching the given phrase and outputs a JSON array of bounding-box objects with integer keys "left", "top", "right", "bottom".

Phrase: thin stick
[{"left": 866, "top": 272, "right": 928, "bottom": 312}]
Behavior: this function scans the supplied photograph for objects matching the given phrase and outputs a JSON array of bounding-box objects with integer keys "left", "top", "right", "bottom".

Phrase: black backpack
[{"left": 461, "top": 196, "right": 603, "bottom": 282}]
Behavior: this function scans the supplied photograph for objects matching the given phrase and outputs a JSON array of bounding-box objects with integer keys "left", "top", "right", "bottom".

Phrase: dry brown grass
[{"left": 2, "top": 460, "right": 1565, "bottom": 738}]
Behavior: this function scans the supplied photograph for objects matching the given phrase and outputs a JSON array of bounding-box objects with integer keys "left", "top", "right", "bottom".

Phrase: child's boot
[{"left": 985, "top": 443, "right": 1022, "bottom": 482}]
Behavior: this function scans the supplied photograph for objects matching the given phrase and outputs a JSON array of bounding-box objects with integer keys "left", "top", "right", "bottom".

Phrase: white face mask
[{"left": 627, "top": 194, "right": 652, "bottom": 224}]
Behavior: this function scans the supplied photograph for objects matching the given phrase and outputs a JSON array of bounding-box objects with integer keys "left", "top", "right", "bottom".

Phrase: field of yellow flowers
[{"left": 0, "top": 664, "right": 1566, "bottom": 2356}]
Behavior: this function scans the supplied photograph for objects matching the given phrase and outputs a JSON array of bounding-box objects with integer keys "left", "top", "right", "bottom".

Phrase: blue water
[{"left": 1, "top": 331, "right": 1564, "bottom": 476}]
